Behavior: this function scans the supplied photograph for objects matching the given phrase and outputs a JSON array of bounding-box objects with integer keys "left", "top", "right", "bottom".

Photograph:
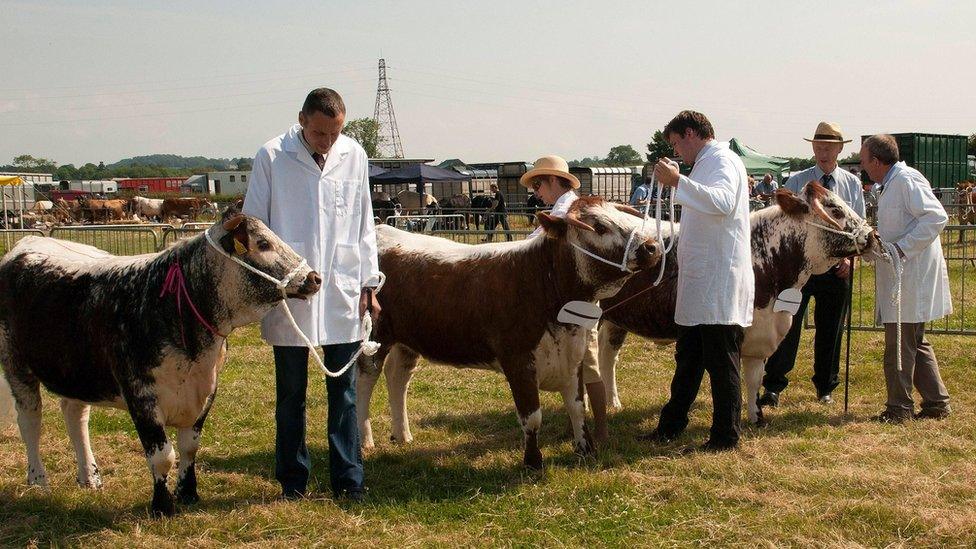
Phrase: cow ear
[
  {"left": 537, "top": 211, "right": 567, "bottom": 238},
  {"left": 219, "top": 216, "right": 249, "bottom": 255},
  {"left": 774, "top": 189, "right": 809, "bottom": 217},
  {"left": 221, "top": 202, "right": 243, "bottom": 223}
]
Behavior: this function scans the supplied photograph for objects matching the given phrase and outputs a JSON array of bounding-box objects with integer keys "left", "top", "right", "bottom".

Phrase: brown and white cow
[
  {"left": 597, "top": 183, "right": 879, "bottom": 426},
  {"left": 160, "top": 197, "right": 216, "bottom": 221},
  {"left": 131, "top": 196, "right": 165, "bottom": 222},
  {"left": 0, "top": 208, "right": 320, "bottom": 516},
  {"left": 357, "top": 196, "right": 661, "bottom": 469}
]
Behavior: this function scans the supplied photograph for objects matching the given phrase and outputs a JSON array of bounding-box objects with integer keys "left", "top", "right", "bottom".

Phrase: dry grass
[{"left": 1, "top": 325, "right": 975, "bottom": 547}]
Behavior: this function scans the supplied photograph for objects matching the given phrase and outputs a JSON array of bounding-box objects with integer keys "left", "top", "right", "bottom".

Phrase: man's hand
[
  {"left": 653, "top": 158, "right": 680, "bottom": 188},
  {"left": 835, "top": 257, "right": 852, "bottom": 279},
  {"left": 359, "top": 288, "right": 381, "bottom": 321}
]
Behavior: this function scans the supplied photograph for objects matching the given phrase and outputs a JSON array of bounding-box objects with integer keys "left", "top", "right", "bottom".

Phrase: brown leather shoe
[{"left": 914, "top": 408, "right": 950, "bottom": 420}]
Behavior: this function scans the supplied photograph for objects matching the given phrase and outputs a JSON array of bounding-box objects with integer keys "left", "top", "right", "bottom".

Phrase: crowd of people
[{"left": 242, "top": 88, "right": 954, "bottom": 501}]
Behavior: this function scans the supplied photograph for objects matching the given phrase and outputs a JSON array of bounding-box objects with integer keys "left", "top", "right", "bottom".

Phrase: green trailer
[{"left": 861, "top": 133, "right": 968, "bottom": 188}]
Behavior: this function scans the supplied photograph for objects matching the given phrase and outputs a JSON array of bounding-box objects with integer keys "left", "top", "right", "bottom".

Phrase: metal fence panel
[
  {"left": 0, "top": 229, "right": 46, "bottom": 255},
  {"left": 49, "top": 225, "right": 162, "bottom": 255},
  {"left": 161, "top": 227, "right": 207, "bottom": 248}
]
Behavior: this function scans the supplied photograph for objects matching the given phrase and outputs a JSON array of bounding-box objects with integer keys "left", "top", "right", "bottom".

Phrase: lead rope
[
  {"left": 204, "top": 229, "right": 385, "bottom": 379},
  {"left": 646, "top": 159, "right": 679, "bottom": 286},
  {"left": 881, "top": 241, "right": 904, "bottom": 372}
]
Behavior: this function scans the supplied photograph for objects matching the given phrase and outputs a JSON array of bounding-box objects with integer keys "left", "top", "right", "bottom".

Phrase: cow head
[
  {"left": 537, "top": 196, "right": 661, "bottom": 299},
  {"left": 774, "top": 182, "right": 878, "bottom": 268},
  {"left": 210, "top": 206, "right": 321, "bottom": 307}
]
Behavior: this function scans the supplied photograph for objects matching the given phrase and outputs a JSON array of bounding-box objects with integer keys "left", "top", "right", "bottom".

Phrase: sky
[{"left": 2, "top": 0, "right": 974, "bottom": 167}]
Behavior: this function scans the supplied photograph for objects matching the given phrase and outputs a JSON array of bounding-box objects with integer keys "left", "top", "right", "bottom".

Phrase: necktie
[
  {"left": 312, "top": 152, "right": 325, "bottom": 170},
  {"left": 821, "top": 173, "right": 834, "bottom": 190}
]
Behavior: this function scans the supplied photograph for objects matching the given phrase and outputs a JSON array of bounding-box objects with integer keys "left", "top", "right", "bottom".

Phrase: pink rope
[{"left": 159, "top": 262, "right": 226, "bottom": 347}]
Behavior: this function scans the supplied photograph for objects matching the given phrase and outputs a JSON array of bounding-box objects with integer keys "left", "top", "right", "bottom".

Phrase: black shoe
[
  {"left": 914, "top": 408, "right": 950, "bottom": 420},
  {"left": 280, "top": 489, "right": 306, "bottom": 501},
  {"left": 757, "top": 391, "right": 779, "bottom": 408},
  {"left": 699, "top": 439, "right": 738, "bottom": 453},
  {"left": 337, "top": 489, "right": 366, "bottom": 504},
  {"left": 871, "top": 410, "right": 911, "bottom": 424},
  {"left": 637, "top": 428, "right": 677, "bottom": 444}
]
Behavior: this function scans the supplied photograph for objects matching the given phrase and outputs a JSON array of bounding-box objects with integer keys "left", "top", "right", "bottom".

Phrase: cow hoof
[
  {"left": 608, "top": 398, "right": 624, "bottom": 412},
  {"left": 27, "top": 472, "right": 49, "bottom": 488},
  {"left": 175, "top": 489, "right": 200, "bottom": 505},
  {"left": 77, "top": 476, "right": 103, "bottom": 489},
  {"left": 390, "top": 433, "right": 413, "bottom": 444},
  {"left": 751, "top": 409, "right": 769, "bottom": 428},
  {"left": 524, "top": 448, "right": 544, "bottom": 470},
  {"left": 573, "top": 438, "right": 595, "bottom": 457},
  {"left": 150, "top": 487, "right": 177, "bottom": 518}
]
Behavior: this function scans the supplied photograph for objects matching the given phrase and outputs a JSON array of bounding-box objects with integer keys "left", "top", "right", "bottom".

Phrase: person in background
[
  {"left": 753, "top": 173, "right": 779, "bottom": 202},
  {"left": 759, "top": 122, "right": 865, "bottom": 408},
  {"left": 483, "top": 183, "right": 512, "bottom": 242},
  {"left": 861, "top": 134, "right": 952, "bottom": 423},
  {"left": 629, "top": 179, "right": 652, "bottom": 207},
  {"left": 243, "top": 88, "right": 381, "bottom": 502}
]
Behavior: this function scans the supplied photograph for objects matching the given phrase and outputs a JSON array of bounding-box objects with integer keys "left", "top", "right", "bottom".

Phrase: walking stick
[{"left": 844, "top": 257, "right": 855, "bottom": 415}]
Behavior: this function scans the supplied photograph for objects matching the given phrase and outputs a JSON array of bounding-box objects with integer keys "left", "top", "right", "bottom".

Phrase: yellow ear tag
[{"left": 234, "top": 239, "right": 247, "bottom": 255}]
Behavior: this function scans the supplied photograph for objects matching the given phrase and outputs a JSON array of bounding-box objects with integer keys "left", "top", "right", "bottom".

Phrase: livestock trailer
[
  {"left": 861, "top": 133, "right": 968, "bottom": 189},
  {"left": 116, "top": 177, "right": 184, "bottom": 194},
  {"left": 570, "top": 167, "right": 638, "bottom": 202}
]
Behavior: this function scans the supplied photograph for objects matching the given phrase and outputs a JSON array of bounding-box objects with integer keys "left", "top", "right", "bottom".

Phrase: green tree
[
  {"left": 342, "top": 117, "right": 384, "bottom": 158},
  {"left": 568, "top": 156, "right": 606, "bottom": 168},
  {"left": 11, "top": 154, "right": 57, "bottom": 173},
  {"left": 968, "top": 133, "right": 976, "bottom": 156},
  {"left": 604, "top": 144, "right": 642, "bottom": 166},
  {"left": 841, "top": 152, "right": 861, "bottom": 164},
  {"left": 645, "top": 131, "right": 674, "bottom": 163}
]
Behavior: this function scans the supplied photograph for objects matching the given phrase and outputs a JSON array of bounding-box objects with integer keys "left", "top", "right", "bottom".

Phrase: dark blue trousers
[{"left": 273, "top": 342, "right": 363, "bottom": 497}]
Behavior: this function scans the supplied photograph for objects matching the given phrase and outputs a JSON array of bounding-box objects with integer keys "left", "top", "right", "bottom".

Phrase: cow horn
[
  {"left": 612, "top": 203, "right": 645, "bottom": 219},
  {"left": 810, "top": 197, "right": 844, "bottom": 230},
  {"left": 565, "top": 209, "right": 596, "bottom": 232},
  {"left": 222, "top": 214, "right": 245, "bottom": 231}
]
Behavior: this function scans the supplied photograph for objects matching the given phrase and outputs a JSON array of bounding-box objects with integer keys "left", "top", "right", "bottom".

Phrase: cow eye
[
  {"left": 592, "top": 221, "right": 609, "bottom": 235},
  {"left": 257, "top": 240, "right": 272, "bottom": 251}
]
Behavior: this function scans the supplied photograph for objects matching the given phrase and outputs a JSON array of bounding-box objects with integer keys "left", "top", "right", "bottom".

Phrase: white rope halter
[
  {"left": 205, "top": 228, "right": 385, "bottom": 378},
  {"left": 645, "top": 158, "right": 679, "bottom": 286}
]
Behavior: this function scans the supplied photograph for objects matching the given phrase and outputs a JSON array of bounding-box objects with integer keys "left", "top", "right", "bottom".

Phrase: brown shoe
[
  {"left": 914, "top": 408, "right": 950, "bottom": 420},
  {"left": 871, "top": 410, "right": 911, "bottom": 424}
]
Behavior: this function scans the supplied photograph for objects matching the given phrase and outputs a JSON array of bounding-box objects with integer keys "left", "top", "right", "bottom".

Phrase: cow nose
[
  {"left": 635, "top": 239, "right": 662, "bottom": 269},
  {"left": 302, "top": 271, "right": 322, "bottom": 293}
]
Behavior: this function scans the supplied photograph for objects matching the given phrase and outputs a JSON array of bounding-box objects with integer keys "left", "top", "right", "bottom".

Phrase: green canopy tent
[{"left": 728, "top": 138, "right": 790, "bottom": 180}]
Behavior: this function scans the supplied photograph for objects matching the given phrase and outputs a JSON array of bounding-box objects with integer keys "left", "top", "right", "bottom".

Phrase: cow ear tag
[
  {"left": 233, "top": 239, "right": 248, "bottom": 255},
  {"left": 773, "top": 288, "right": 803, "bottom": 315},
  {"left": 557, "top": 301, "right": 603, "bottom": 330}
]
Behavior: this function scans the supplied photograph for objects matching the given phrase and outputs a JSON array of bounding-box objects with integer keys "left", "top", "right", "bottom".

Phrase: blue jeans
[{"left": 273, "top": 342, "right": 363, "bottom": 497}]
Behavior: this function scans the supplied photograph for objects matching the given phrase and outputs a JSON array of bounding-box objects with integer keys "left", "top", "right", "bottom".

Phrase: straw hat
[
  {"left": 519, "top": 155, "right": 581, "bottom": 189},
  {"left": 803, "top": 121, "right": 852, "bottom": 143}
]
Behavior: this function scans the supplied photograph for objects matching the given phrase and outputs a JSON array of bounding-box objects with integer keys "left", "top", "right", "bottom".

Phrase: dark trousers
[
  {"left": 485, "top": 212, "right": 512, "bottom": 241},
  {"left": 762, "top": 271, "right": 850, "bottom": 398},
  {"left": 656, "top": 324, "right": 745, "bottom": 445},
  {"left": 273, "top": 342, "right": 363, "bottom": 497}
]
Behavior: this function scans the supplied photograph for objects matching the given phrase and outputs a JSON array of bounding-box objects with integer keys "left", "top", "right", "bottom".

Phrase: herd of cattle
[
  {"left": 0, "top": 182, "right": 924, "bottom": 517},
  {"left": 21, "top": 195, "right": 217, "bottom": 226}
]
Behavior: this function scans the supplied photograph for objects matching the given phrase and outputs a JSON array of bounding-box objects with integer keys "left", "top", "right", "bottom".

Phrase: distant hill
[{"left": 109, "top": 154, "right": 240, "bottom": 170}]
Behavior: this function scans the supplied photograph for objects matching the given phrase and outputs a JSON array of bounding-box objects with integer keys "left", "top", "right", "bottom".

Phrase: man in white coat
[
  {"left": 645, "top": 111, "right": 754, "bottom": 451},
  {"left": 243, "top": 88, "right": 381, "bottom": 500},
  {"left": 861, "top": 134, "right": 952, "bottom": 424}
]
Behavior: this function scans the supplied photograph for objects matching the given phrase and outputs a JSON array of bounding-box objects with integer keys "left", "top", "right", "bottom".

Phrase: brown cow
[
  {"left": 357, "top": 196, "right": 661, "bottom": 469},
  {"left": 77, "top": 198, "right": 129, "bottom": 223},
  {"left": 160, "top": 197, "right": 215, "bottom": 222}
]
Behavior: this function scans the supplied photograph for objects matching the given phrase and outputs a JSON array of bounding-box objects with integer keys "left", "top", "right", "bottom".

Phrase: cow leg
[
  {"left": 598, "top": 321, "right": 628, "bottom": 411},
  {"left": 174, "top": 389, "right": 216, "bottom": 505},
  {"left": 356, "top": 349, "right": 387, "bottom": 450},
  {"left": 559, "top": 379, "right": 594, "bottom": 457},
  {"left": 60, "top": 398, "right": 102, "bottom": 488},
  {"left": 385, "top": 345, "right": 419, "bottom": 444},
  {"left": 122, "top": 389, "right": 176, "bottom": 517},
  {"left": 500, "top": 356, "right": 544, "bottom": 470},
  {"left": 743, "top": 356, "right": 766, "bottom": 426},
  {"left": 8, "top": 372, "right": 48, "bottom": 487}
]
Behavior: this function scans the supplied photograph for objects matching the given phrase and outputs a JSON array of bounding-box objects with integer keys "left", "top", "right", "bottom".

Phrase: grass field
[{"left": 2, "top": 325, "right": 975, "bottom": 547}]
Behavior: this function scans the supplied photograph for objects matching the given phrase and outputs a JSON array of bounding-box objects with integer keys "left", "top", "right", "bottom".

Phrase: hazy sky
[{"left": 2, "top": 0, "right": 974, "bottom": 167}]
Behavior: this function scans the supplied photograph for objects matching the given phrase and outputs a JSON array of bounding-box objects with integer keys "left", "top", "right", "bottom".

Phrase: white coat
[
  {"left": 672, "top": 140, "right": 754, "bottom": 327},
  {"left": 243, "top": 125, "right": 381, "bottom": 346},
  {"left": 528, "top": 190, "right": 578, "bottom": 238},
  {"left": 874, "top": 162, "right": 952, "bottom": 324}
]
